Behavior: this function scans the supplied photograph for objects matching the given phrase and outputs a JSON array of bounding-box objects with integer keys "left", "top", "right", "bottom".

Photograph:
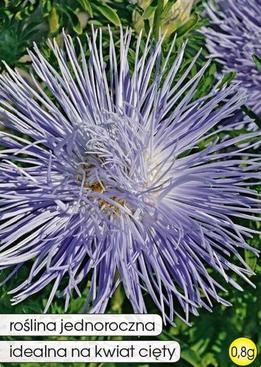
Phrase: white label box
[
  {"left": 0, "top": 341, "right": 180, "bottom": 363},
  {"left": 0, "top": 314, "right": 162, "bottom": 336}
]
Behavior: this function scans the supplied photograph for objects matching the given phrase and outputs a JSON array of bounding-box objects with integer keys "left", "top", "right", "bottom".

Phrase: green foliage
[
  {"left": 0, "top": 0, "right": 132, "bottom": 70},
  {"left": 0, "top": 2, "right": 42, "bottom": 69},
  {"left": 252, "top": 54, "right": 261, "bottom": 72},
  {"left": 217, "top": 71, "right": 237, "bottom": 89},
  {"left": 133, "top": 0, "right": 206, "bottom": 40},
  {"left": 41, "top": 0, "right": 122, "bottom": 34},
  {"left": 241, "top": 105, "right": 261, "bottom": 129}
]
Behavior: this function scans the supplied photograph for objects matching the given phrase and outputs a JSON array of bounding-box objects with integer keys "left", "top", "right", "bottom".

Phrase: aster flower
[
  {"left": 203, "top": 0, "right": 261, "bottom": 117},
  {"left": 0, "top": 29, "right": 260, "bottom": 324}
]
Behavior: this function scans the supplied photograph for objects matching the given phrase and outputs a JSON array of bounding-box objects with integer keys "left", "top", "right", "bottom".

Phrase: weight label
[{"left": 229, "top": 338, "right": 257, "bottom": 366}]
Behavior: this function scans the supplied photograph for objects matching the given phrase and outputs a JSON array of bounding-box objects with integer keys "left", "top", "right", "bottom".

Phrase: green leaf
[
  {"left": 142, "top": 0, "right": 158, "bottom": 20},
  {"left": 144, "top": 18, "right": 151, "bottom": 35},
  {"left": 92, "top": 2, "right": 121, "bottom": 26},
  {"left": 160, "top": 0, "right": 178, "bottom": 19},
  {"left": 126, "top": 3, "right": 143, "bottom": 15},
  {"left": 241, "top": 105, "right": 261, "bottom": 129},
  {"left": 15, "top": 2, "right": 37, "bottom": 20},
  {"left": 194, "top": 69, "right": 215, "bottom": 100},
  {"left": 72, "top": 18, "right": 83, "bottom": 34},
  {"left": 110, "top": 283, "right": 125, "bottom": 313},
  {"left": 152, "top": 0, "right": 164, "bottom": 39},
  {"left": 8, "top": 0, "right": 23, "bottom": 7},
  {"left": 218, "top": 71, "right": 237, "bottom": 89},
  {"left": 41, "top": 0, "right": 52, "bottom": 17},
  {"left": 252, "top": 54, "right": 261, "bottom": 72},
  {"left": 245, "top": 249, "right": 257, "bottom": 271},
  {"left": 176, "top": 13, "right": 199, "bottom": 38},
  {"left": 88, "top": 19, "right": 103, "bottom": 26},
  {"left": 76, "top": 0, "right": 93, "bottom": 17},
  {"left": 209, "top": 63, "right": 217, "bottom": 76},
  {"left": 202, "top": 352, "right": 218, "bottom": 367},
  {"left": 49, "top": 6, "right": 59, "bottom": 34},
  {"left": 181, "top": 348, "right": 202, "bottom": 367},
  {"left": 59, "top": 5, "right": 82, "bottom": 34}
]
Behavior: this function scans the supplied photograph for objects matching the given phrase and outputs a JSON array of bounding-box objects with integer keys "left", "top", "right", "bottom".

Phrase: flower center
[{"left": 76, "top": 163, "right": 132, "bottom": 215}]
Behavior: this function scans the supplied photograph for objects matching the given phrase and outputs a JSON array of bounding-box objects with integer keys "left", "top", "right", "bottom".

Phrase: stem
[{"left": 153, "top": 0, "right": 164, "bottom": 39}]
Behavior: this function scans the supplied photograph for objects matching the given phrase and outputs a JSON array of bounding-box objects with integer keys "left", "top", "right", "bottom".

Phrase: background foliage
[{"left": 0, "top": 1, "right": 260, "bottom": 367}]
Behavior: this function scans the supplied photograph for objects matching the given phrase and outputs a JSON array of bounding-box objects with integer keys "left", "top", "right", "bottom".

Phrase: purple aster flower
[
  {"left": 203, "top": 0, "right": 261, "bottom": 117},
  {"left": 0, "top": 29, "right": 260, "bottom": 324}
]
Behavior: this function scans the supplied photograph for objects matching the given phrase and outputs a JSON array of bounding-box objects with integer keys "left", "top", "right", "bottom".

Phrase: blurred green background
[{"left": 0, "top": 1, "right": 260, "bottom": 366}]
